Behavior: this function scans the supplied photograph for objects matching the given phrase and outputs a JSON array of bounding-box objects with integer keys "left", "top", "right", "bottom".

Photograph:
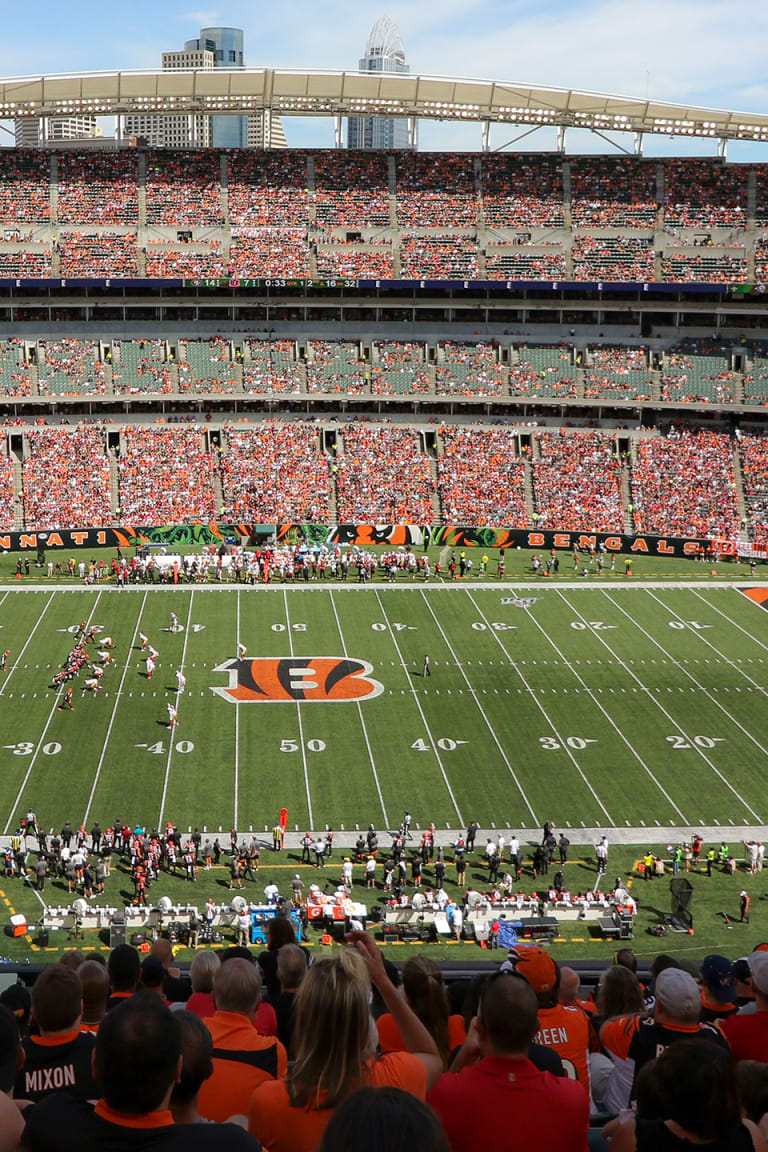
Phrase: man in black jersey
[
  {"left": 21, "top": 993, "right": 259, "bottom": 1151},
  {"left": 15, "top": 965, "right": 97, "bottom": 1104}
]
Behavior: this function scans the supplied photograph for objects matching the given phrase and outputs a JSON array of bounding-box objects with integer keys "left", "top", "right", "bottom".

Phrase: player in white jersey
[
  {"left": 237, "top": 641, "right": 247, "bottom": 658},
  {"left": 176, "top": 670, "right": 186, "bottom": 692},
  {"left": 148, "top": 645, "right": 159, "bottom": 661},
  {"left": 84, "top": 678, "right": 101, "bottom": 693},
  {"left": 98, "top": 636, "right": 115, "bottom": 648},
  {"left": 167, "top": 703, "right": 178, "bottom": 727},
  {"left": 146, "top": 656, "right": 155, "bottom": 680},
  {"left": 170, "top": 613, "right": 180, "bottom": 632},
  {"left": 139, "top": 632, "right": 148, "bottom": 650}
]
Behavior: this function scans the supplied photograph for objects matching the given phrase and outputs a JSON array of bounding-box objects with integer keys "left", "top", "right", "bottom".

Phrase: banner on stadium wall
[{"left": 0, "top": 522, "right": 716, "bottom": 559}]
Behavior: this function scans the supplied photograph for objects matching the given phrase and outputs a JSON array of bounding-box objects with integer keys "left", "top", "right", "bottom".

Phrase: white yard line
[
  {"left": 691, "top": 589, "right": 768, "bottom": 655},
  {"left": 0, "top": 591, "right": 56, "bottom": 698},
  {"left": 602, "top": 590, "right": 764, "bottom": 823},
  {"left": 466, "top": 588, "right": 610, "bottom": 825},
  {"left": 157, "top": 592, "right": 194, "bottom": 829},
  {"left": 234, "top": 589, "right": 240, "bottom": 832},
  {"left": 374, "top": 589, "right": 463, "bottom": 827},
  {"left": 329, "top": 590, "right": 388, "bottom": 828},
  {"left": 642, "top": 590, "right": 768, "bottom": 753},
  {"left": 513, "top": 589, "right": 686, "bottom": 824},
  {"left": 3, "top": 592, "right": 103, "bottom": 834},
  {"left": 82, "top": 591, "right": 149, "bottom": 828},
  {"left": 421, "top": 589, "right": 541, "bottom": 826},
  {"left": 283, "top": 589, "right": 313, "bottom": 829}
]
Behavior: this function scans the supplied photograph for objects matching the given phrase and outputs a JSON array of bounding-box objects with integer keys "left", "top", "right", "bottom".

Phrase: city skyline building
[
  {"left": 347, "top": 16, "right": 409, "bottom": 150},
  {"left": 15, "top": 114, "right": 101, "bottom": 148},
  {"left": 124, "top": 26, "right": 286, "bottom": 149}
]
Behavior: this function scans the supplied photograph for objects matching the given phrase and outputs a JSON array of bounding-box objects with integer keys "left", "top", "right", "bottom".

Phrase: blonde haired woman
[{"left": 248, "top": 931, "right": 442, "bottom": 1152}]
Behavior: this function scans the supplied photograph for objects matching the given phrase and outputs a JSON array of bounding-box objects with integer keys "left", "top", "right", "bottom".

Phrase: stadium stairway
[
  {"left": 620, "top": 456, "right": 634, "bottom": 533},
  {"left": 387, "top": 155, "right": 398, "bottom": 228},
  {"left": 108, "top": 452, "right": 119, "bottom": 517},
  {"left": 732, "top": 443, "right": 749, "bottom": 527},
  {"left": 523, "top": 457, "right": 536, "bottom": 524}
]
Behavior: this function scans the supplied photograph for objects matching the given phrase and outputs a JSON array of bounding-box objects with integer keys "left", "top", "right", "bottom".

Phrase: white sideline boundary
[{"left": 0, "top": 580, "right": 766, "bottom": 594}]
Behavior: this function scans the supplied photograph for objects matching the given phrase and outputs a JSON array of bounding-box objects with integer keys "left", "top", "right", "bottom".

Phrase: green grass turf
[
  {"left": 0, "top": 564, "right": 766, "bottom": 965},
  {"left": 1, "top": 844, "right": 766, "bottom": 966}
]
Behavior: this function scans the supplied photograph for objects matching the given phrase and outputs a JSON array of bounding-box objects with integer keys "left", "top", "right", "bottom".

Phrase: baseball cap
[
  {"left": 701, "top": 954, "right": 736, "bottom": 1004},
  {"left": 749, "top": 952, "right": 768, "bottom": 996},
  {"left": 655, "top": 968, "right": 700, "bottom": 1017},
  {"left": 508, "top": 946, "right": 557, "bottom": 994}
]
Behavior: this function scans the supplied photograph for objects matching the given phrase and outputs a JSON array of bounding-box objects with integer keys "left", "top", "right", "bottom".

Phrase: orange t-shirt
[
  {"left": 376, "top": 1012, "right": 466, "bottom": 1056},
  {"left": 534, "top": 1003, "right": 592, "bottom": 1091},
  {"left": 249, "top": 1051, "right": 426, "bottom": 1152},
  {"left": 198, "top": 1010, "right": 287, "bottom": 1123}
]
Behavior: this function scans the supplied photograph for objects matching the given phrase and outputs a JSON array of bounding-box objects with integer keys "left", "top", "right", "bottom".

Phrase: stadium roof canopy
[{"left": 2, "top": 67, "right": 768, "bottom": 145}]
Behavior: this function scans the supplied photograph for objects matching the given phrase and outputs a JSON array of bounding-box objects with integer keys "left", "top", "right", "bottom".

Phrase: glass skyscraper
[
  {"left": 184, "top": 27, "right": 247, "bottom": 147},
  {"left": 348, "top": 17, "right": 410, "bottom": 150}
]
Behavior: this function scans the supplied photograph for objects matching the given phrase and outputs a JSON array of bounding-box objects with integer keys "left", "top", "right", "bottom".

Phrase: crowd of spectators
[
  {"left": 480, "top": 154, "right": 565, "bottom": 228},
  {"left": 227, "top": 150, "right": 309, "bottom": 227},
  {"left": 583, "top": 345, "right": 655, "bottom": 401},
  {"left": 58, "top": 231, "right": 139, "bottom": 278},
  {"left": 336, "top": 425, "right": 436, "bottom": 523},
  {"left": 145, "top": 242, "right": 227, "bottom": 280},
  {"left": 509, "top": 344, "right": 577, "bottom": 398},
  {"left": 145, "top": 152, "right": 223, "bottom": 227},
  {"left": 533, "top": 430, "right": 624, "bottom": 531},
  {"left": 572, "top": 236, "right": 655, "bottom": 282},
  {"left": 664, "top": 159, "right": 748, "bottom": 228},
  {"left": 485, "top": 249, "right": 566, "bottom": 280},
  {"left": 0, "top": 248, "right": 52, "bottom": 276},
  {"left": 230, "top": 228, "right": 309, "bottom": 278},
  {"left": 57, "top": 153, "right": 139, "bottom": 224},
  {"left": 315, "top": 246, "right": 394, "bottom": 279},
  {"left": 400, "top": 234, "right": 479, "bottom": 279},
  {"left": 222, "top": 422, "right": 330, "bottom": 522},
  {"left": 112, "top": 339, "right": 174, "bottom": 395},
  {"left": 117, "top": 426, "right": 217, "bottom": 523},
  {"left": 754, "top": 236, "right": 768, "bottom": 284},
  {"left": 307, "top": 341, "right": 368, "bottom": 394},
  {"left": 662, "top": 252, "right": 748, "bottom": 283},
  {"left": 314, "top": 151, "right": 391, "bottom": 228},
  {"left": 631, "top": 429, "right": 740, "bottom": 537},
  {"left": 38, "top": 339, "right": 106, "bottom": 397},
  {"left": 371, "top": 341, "right": 432, "bottom": 395},
  {"left": 0, "top": 152, "right": 50, "bottom": 222},
  {"left": 739, "top": 432, "right": 768, "bottom": 545},
  {"left": 396, "top": 154, "right": 477, "bottom": 227},
  {"left": 178, "top": 338, "right": 238, "bottom": 394},
  {"left": 661, "top": 343, "right": 737, "bottom": 403},
  {"left": 0, "top": 452, "right": 14, "bottom": 529},
  {"left": 243, "top": 340, "right": 302, "bottom": 394},
  {"left": 437, "top": 425, "right": 528, "bottom": 525},
  {"left": 570, "top": 157, "right": 658, "bottom": 227},
  {"left": 22, "top": 425, "right": 112, "bottom": 529},
  {"left": 436, "top": 343, "right": 503, "bottom": 396},
  {"left": 0, "top": 339, "right": 33, "bottom": 397}
]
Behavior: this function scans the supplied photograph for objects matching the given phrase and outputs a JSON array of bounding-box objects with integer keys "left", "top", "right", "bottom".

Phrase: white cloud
[{"left": 182, "top": 10, "right": 221, "bottom": 25}]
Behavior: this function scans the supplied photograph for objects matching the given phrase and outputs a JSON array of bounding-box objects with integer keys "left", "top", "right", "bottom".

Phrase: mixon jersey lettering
[
  {"left": 15, "top": 1031, "right": 97, "bottom": 1104},
  {"left": 26, "top": 1064, "right": 76, "bottom": 1093}
]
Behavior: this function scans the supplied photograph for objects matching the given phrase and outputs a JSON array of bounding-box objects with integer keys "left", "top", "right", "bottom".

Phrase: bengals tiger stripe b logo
[{"left": 210, "top": 657, "right": 384, "bottom": 704}]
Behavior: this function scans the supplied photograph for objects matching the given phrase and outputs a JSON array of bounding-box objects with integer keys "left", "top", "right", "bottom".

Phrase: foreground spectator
[
  {"left": 248, "top": 930, "right": 442, "bottom": 1152},
  {"left": 169, "top": 1010, "right": 215, "bottom": 1125},
  {"left": 0, "top": 1004, "right": 25, "bottom": 1152},
  {"left": 15, "top": 964, "right": 97, "bottom": 1104},
  {"left": 21, "top": 993, "right": 258, "bottom": 1150},
  {"left": 428, "top": 971, "right": 589, "bottom": 1152},
  {"left": 198, "top": 957, "right": 286, "bottom": 1123},
  {"left": 722, "top": 951, "right": 768, "bottom": 1062},
  {"left": 605, "top": 1039, "right": 767, "bottom": 1151},
  {"left": 377, "top": 956, "right": 466, "bottom": 1066},
  {"left": 316, "top": 1086, "right": 449, "bottom": 1152},
  {"left": 600, "top": 967, "right": 729, "bottom": 1103}
]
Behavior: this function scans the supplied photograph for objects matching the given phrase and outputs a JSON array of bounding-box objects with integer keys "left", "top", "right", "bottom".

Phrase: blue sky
[{"left": 2, "top": 0, "right": 768, "bottom": 157}]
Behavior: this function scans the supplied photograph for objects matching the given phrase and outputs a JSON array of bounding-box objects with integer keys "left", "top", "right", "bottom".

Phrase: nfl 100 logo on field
[{"left": 210, "top": 657, "right": 384, "bottom": 703}]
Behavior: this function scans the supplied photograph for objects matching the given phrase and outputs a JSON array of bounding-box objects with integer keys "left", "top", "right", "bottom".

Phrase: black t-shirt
[
  {"left": 16, "top": 1031, "right": 97, "bottom": 1103},
  {"left": 22, "top": 1095, "right": 261, "bottom": 1151}
]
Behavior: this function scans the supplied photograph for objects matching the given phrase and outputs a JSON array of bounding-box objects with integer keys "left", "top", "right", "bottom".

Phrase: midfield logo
[{"left": 211, "top": 657, "right": 384, "bottom": 703}]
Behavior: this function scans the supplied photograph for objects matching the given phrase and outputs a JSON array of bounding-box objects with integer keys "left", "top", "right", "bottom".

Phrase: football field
[{"left": 0, "top": 580, "right": 766, "bottom": 839}]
